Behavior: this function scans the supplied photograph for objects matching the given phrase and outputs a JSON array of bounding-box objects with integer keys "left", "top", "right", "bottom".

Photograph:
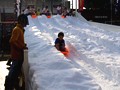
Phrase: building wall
[{"left": 0, "top": 0, "right": 14, "bottom": 13}]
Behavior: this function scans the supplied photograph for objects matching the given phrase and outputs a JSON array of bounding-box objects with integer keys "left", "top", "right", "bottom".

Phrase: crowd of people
[
  {"left": 56, "top": 5, "right": 75, "bottom": 17},
  {"left": 21, "top": 5, "right": 75, "bottom": 18}
]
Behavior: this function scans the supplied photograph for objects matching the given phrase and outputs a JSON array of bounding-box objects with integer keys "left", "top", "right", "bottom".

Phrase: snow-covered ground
[
  {"left": 24, "top": 15, "right": 120, "bottom": 90},
  {"left": 0, "top": 61, "right": 8, "bottom": 90}
]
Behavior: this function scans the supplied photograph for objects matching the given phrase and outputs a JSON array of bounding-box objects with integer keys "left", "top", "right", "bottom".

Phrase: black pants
[{"left": 5, "top": 59, "right": 23, "bottom": 90}]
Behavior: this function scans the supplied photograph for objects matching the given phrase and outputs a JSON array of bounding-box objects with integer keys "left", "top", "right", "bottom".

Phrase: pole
[
  {"left": 62, "top": 0, "right": 65, "bottom": 6},
  {"left": 51, "top": 0, "right": 53, "bottom": 14},
  {"left": 72, "top": 0, "right": 73, "bottom": 9},
  {"left": 75, "top": 0, "right": 77, "bottom": 16},
  {"left": 42, "top": 0, "right": 45, "bottom": 9},
  {"left": 111, "top": 0, "right": 112, "bottom": 24},
  {"left": 20, "top": 0, "right": 22, "bottom": 14}
]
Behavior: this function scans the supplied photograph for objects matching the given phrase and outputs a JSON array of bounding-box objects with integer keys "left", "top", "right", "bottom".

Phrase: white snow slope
[{"left": 24, "top": 15, "right": 120, "bottom": 90}]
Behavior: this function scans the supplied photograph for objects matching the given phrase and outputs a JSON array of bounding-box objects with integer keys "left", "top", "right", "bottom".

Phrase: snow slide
[{"left": 24, "top": 15, "right": 120, "bottom": 90}]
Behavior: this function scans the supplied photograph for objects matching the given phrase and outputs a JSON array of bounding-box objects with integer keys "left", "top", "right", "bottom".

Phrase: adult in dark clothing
[{"left": 4, "top": 14, "right": 29, "bottom": 90}]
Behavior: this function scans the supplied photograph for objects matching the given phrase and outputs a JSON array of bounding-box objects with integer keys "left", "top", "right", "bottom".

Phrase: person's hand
[
  {"left": 24, "top": 43, "right": 28, "bottom": 49},
  {"left": 24, "top": 46, "right": 28, "bottom": 50},
  {"left": 25, "top": 43, "right": 27, "bottom": 46}
]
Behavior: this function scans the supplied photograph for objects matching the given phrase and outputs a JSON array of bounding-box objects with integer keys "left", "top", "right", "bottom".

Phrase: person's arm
[
  {"left": 55, "top": 43, "right": 60, "bottom": 50},
  {"left": 55, "top": 38, "right": 60, "bottom": 50}
]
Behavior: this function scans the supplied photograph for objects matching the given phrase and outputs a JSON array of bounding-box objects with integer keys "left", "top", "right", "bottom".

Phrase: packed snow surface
[{"left": 24, "top": 15, "right": 120, "bottom": 90}]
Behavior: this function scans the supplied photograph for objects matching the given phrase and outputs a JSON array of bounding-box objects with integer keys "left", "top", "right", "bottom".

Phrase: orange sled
[{"left": 61, "top": 48, "right": 69, "bottom": 57}]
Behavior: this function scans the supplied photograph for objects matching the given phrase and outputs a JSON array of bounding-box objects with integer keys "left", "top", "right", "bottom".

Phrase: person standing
[
  {"left": 61, "top": 7, "right": 69, "bottom": 18},
  {"left": 42, "top": 6, "right": 49, "bottom": 15},
  {"left": 36, "top": 8, "right": 41, "bottom": 15},
  {"left": 4, "top": 14, "right": 29, "bottom": 90},
  {"left": 56, "top": 5, "right": 62, "bottom": 15},
  {"left": 24, "top": 6, "right": 31, "bottom": 16}
]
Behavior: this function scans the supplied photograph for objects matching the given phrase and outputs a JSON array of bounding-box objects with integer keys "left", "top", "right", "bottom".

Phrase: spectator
[
  {"left": 36, "top": 9, "right": 41, "bottom": 15},
  {"left": 56, "top": 5, "right": 62, "bottom": 15},
  {"left": 24, "top": 6, "right": 31, "bottom": 15},
  {"left": 62, "top": 7, "right": 69, "bottom": 17},
  {"left": 42, "top": 6, "right": 49, "bottom": 15},
  {"left": 30, "top": 6, "right": 36, "bottom": 15},
  {"left": 21, "top": 9, "right": 25, "bottom": 14},
  {"left": 4, "top": 14, "right": 29, "bottom": 90}
]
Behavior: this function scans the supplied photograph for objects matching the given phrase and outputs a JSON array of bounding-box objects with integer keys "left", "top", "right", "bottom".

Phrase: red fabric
[
  {"left": 32, "top": 15, "right": 37, "bottom": 18},
  {"left": 61, "top": 15, "right": 66, "bottom": 18},
  {"left": 79, "top": 0, "right": 84, "bottom": 11},
  {"left": 47, "top": 16, "right": 51, "bottom": 18},
  {"left": 61, "top": 48, "right": 69, "bottom": 57}
]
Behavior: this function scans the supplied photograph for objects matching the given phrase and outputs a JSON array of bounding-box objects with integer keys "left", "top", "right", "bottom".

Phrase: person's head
[
  {"left": 17, "top": 14, "right": 29, "bottom": 27},
  {"left": 58, "top": 32, "right": 64, "bottom": 40},
  {"left": 27, "top": 6, "right": 30, "bottom": 9},
  {"left": 45, "top": 6, "right": 48, "bottom": 9}
]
